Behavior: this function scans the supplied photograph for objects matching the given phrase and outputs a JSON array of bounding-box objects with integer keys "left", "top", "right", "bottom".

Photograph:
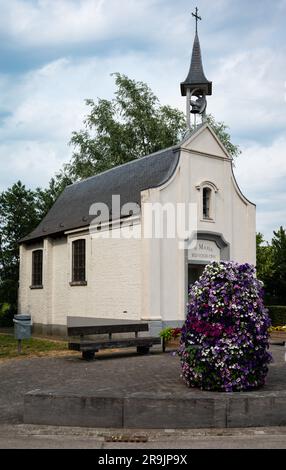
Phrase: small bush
[
  {"left": 0, "top": 303, "right": 14, "bottom": 327},
  {"left": 179, "top": 261, "right": 272, "bottom": 392},
  {"left": 269, "top": 325, "right": 286, "bottom": 332},
  {"left": 267, "top": 306, "right": 286, "bottom": 327}
]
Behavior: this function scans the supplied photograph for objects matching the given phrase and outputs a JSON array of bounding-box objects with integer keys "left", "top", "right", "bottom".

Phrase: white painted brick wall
[{"left": 18, "top": 225, "right": 142, "bottom": 327}]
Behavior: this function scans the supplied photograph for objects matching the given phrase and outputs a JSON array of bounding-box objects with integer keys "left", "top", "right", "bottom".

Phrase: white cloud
[
  {"left": 0, "top": 51, "right": 186, "bottom": 191},
  {"left": 0, "top": 0, "right": 104, "bottom": 46},
  {"left": 235, "top": 137, "right": 286, "bottom": 193},
  {"left": 0, "top": 55, "right": 112, "bottom": 191},
  {"left": 256, "top": 209, "right": 286, "bottom": 242},
  {"left": 1, "top": 58, "right": 91, "bottom": 141},
  {"left": 0, "top": 0, "right": 234, "bottom": 56},
  {"left": 208, "top": 48, "right": 286, "bottom": 137},
  {"left": 0, "top": 0, "right": 188, "bottom": 49},
  {"left": 234, "top": 137, "right": 286, "bottom": 240},
  {"left": 0, "top": 140, "right": 71, "bottom": 190}
]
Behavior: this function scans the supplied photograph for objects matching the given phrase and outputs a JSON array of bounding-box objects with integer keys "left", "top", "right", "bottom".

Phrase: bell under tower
[{"left": 181, "top": 7, "right": 212, "bottom": 129}]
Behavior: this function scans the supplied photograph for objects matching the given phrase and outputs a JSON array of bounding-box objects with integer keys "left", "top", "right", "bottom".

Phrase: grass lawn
[{"left": 0, "top": 333, "right": 68, "bottom": 360}]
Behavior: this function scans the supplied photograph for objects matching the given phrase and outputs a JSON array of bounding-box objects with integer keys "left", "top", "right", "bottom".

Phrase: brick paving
[{"left": 0, "top": 345, "right": 285, "bottom": 425}]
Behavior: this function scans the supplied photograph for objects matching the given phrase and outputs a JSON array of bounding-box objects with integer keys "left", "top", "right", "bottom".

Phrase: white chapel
[{"left": 18, "top": 13, "right": 256, "bottom": 336}]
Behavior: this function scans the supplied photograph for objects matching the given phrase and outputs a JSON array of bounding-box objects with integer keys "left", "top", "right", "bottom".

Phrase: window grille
[
  {"left": 203, "top": 187, "right": 212, "bottom": 219},
  {"left": 72, "top": 239, "right": 86, "bottom": 282},
  {"left": 32, "top": 250, "right": 43, "bottom": 286}
]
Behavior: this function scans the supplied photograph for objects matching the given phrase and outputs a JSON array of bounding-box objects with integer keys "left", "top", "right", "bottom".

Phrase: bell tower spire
[{"left": 181, "top": 7, "right": 212, "bottom": 129}]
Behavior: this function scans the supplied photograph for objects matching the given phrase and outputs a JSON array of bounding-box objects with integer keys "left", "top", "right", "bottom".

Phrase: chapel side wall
[
  {"left": 58, "top": 224, "right": 142, "bottom": 325},
  {"left": 50, "top": 237, "right": 70, "bottom": 327},
  {"left": 86, "top": 224, "right": 142, "bottom": 321},
  {"left": 20, "top": 225, "right": 142, "bottom": 330}
]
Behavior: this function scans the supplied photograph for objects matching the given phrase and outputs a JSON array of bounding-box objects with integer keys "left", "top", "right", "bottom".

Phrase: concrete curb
[{"left": 24, "top": 389, "right": 286, "bottom": 429}]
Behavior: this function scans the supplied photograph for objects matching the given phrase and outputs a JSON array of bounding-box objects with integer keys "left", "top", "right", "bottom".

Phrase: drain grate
[{"left": 105, "top": 434, "right": 148, "bottom": 443}]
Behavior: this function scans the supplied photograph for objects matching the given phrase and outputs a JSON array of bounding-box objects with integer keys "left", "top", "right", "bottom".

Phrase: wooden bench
[{"left": 67, "top": 317, "right": 161, "bottom": 360}]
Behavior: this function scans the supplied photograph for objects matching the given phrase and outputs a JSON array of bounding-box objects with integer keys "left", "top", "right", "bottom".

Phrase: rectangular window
[
  {"left": 72, "top": 239, "right": 86, "bottom": 283},
  {"left": 32, "top": 250, "right": 43, "bottom": 287}
]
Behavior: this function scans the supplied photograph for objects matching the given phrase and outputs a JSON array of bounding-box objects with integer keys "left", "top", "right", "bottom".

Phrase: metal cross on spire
[{"left": 192, "top": 6, "right": 202, "bottom": 33}]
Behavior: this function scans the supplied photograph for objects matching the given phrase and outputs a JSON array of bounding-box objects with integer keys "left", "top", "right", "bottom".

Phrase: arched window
[
  {"left": 203, "top": 187, "right": 212, "bottom": 219},
  {"left": 196, "top": 181, "right": 218, "bottom": 221},
  {"left": 32, "top": 250, "right": 43, "bottom": 287},
  {"left": 72, "top": 239, "right": 86, "bottom": 283}
]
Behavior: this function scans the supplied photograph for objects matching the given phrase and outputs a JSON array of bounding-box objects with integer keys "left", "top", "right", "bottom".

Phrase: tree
[
  {"left": 271, "top": 227, "right": 286, "bottom": 304},
  {"left": 256, "top": 229, "right": 286, "bottom": 305},
  {"left": 206, "top": 114, "right": 241, "bottom": 159},
  {"left": 60, "top": 73, "right": 240, "bottom": 183},
  {"left": 256, "top": 232, "right": 274, "bottom": 296},
  {"left": 0, "top": 182, "right": 46, "bottom": 323}
]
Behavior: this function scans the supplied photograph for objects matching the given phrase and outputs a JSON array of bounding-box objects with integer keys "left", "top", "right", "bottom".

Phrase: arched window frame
[{"left": 196, "top": 181, "right": 219, "bottom": 222}]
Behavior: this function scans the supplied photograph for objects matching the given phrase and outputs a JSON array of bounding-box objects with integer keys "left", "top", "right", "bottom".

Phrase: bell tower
[{"left": 181, "top": 7, "right": 212, "bottom": 129}]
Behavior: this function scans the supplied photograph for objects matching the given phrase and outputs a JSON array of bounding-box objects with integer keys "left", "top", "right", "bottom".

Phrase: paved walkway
[
  {"left": 1, "top": 424, "right": 286, "bottom": 448},
  {"left": 0, "top": 345, "right": 285, "bottom": 426}
]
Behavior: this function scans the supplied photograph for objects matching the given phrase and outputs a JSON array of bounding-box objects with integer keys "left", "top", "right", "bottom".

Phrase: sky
[{"left": 0, "top": 0, "right": 285, "bottom": 241}]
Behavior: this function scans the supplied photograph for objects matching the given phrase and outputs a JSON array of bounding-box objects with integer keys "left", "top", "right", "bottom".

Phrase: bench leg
[
  {"left": 82, "top": 351, "right": 96, "bottom": 361},
  {"left": 137, "top": 346, "right": 150, "bottom": 355}
]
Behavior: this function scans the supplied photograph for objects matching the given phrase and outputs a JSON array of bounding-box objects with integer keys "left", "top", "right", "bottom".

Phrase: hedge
[{"left": 267, "top": 306, "right": 286, "bottom": 326}]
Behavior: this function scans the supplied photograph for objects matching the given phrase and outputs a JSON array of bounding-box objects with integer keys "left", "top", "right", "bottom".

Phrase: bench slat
[
  {"left": 67, "top": 323, "right": 149, "bottom": 337},
  {"left": 69, "top": 337, "right": 161, "bottom": 352}
]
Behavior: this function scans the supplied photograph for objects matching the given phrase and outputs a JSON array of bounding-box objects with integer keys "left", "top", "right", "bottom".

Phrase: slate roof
[
  {"left": 21, "top": 146, "right": 180, "bottom": 243},
  {"left": 181, "top": 32, "right": 212, "bottom": 97}
]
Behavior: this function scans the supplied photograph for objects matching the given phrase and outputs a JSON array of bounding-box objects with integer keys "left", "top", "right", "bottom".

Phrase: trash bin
[{"left": 13, "top": 314, "right": 31, "bottom": 340}]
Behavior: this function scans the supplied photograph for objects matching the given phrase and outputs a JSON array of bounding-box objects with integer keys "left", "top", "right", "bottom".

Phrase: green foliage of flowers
[
  {"left": 159, "top": 327, "right": 182, "bottom": 342},
  {"left": 269, "top": 325, "right": 286, "bottom": 332},
  {"left": 179, "top": 261, "right": 272, "bottom": 392}
]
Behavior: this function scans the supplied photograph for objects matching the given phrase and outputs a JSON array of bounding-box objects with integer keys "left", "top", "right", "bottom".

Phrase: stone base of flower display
[{"left": 25, "top": 384, "right": 286, "bottom": 429}]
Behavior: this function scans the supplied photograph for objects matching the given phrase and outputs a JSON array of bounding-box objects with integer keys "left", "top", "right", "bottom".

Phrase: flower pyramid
[{"left": 179, "top": 261, "right": 272, "bottom": 392}]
